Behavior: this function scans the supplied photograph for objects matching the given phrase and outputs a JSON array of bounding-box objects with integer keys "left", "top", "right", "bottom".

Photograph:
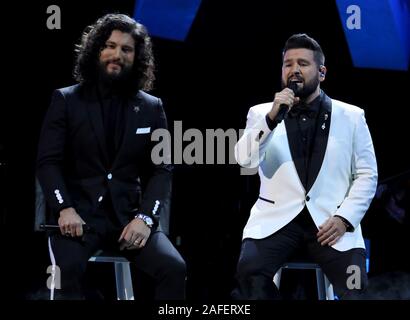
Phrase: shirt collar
[{"left": 289, "top": 92, "right": 322, "bottom": 118}]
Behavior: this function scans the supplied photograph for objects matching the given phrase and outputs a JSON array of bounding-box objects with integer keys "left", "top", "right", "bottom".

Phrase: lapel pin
[
  {"left": 321, "top": 113, "right": 328, "bottom": 130},
  {"left": 133, "top": 105, "right": 140, "bottom": 113}
]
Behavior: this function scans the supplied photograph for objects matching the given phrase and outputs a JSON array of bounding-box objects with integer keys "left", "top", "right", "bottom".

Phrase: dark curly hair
[{"left": 73, "top": 13, "right": 155, "bottom": 91}]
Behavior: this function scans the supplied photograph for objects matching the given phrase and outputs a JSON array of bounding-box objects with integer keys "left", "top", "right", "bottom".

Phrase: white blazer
[{"left": 235, "top": 96, "right": 378, "bottom": 251}]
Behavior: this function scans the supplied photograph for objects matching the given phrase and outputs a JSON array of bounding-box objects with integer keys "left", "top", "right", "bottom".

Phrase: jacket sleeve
[
  {"left": 138, "top": 98, "right": 172, "bottom": 226},
  {"left": 234, "top": 106, "right": 276, "bottom": 168},
  {"left": 36, "top": 90, "right": 73, "bottom": 215},
  {"left": 335, "top": 109, "right": 378, "bottom": 230}
]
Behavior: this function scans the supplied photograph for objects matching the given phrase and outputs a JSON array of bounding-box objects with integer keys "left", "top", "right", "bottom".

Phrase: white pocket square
[{"left": 136, "top": 127, "right": 151, "bottom": 134}]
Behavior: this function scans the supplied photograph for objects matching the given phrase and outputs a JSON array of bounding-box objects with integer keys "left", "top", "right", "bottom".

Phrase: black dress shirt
[
  {"left": 97, "top": 85, "right": 126, "bottom": 169},
  {"left": 266, "top": 94, "right": 321, "bottom": 187}
]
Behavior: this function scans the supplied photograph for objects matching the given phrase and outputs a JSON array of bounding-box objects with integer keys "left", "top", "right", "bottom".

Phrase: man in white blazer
[{"left": 232, "top": 34, "right": 377, "bottom": 299}]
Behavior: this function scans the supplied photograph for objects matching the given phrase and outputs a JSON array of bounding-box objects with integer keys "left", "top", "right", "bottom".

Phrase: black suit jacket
[{"left": 36, "top": 84, "right": 172, "bottom": 232}]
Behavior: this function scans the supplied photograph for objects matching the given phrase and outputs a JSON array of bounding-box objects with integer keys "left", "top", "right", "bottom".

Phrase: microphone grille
[{"left": 288, "top": 81, "right": 299, "bottom": 94}]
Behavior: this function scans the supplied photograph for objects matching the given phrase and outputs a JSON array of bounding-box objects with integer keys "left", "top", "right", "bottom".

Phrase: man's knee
[
  {"left": 171, "top": 256, "right": 187, "bottom": 277},
  {"left": 158, "top": 254, "right": 187, "bottom": 280},
  {"left": 236, "top": 256, "right": 265, "bottom": 279}
]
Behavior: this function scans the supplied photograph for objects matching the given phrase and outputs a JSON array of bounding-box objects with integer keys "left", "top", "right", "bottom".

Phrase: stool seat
[
  {"left": 88, "top": 250, "right": 134, "bottom": 300},
  {"left": 273, "top": 261, "right": 334, "bottom": 300}
]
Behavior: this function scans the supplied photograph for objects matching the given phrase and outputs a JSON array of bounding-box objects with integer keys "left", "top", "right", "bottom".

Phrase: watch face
[{"left": 145, "top": 217, "right": 154, "bottom": 226}]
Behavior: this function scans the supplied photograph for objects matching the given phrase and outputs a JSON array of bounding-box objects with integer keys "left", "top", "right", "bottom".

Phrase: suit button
[
  {"left": 107, "top": 173, "right": 112, "bottom": 180},
  {"left": 306, "top": 195, "right": 310, "bottom": 201}
]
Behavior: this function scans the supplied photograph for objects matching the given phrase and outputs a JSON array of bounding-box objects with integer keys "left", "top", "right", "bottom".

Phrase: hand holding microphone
[{"left": 268, "top": 82, "right": 300, "bottom": 123}]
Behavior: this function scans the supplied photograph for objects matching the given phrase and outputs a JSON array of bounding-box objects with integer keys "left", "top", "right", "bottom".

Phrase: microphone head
[{"left": 287, "top": 81, "right": 299, "bottom": 95}]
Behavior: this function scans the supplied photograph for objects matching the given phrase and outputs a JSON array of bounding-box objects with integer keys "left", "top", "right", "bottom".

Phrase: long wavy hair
[{"left": 73, "top": 13, "right": 155, "bottom": 91}]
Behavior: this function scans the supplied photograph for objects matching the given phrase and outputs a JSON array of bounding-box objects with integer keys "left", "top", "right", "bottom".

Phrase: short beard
[{"left": 281, "top": 77, "right": 320, "bottom": 100}]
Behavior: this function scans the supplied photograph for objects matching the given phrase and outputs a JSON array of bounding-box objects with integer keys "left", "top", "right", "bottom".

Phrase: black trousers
[
  {"left": 48, "top": 225, "right": 186, "bottom": 300},
  {"left": 232, "top": 209, "right": 367, "bottom": 300}
]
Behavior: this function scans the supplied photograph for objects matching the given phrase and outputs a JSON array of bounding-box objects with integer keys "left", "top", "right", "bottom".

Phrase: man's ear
[{"left": 319, "top": 65, "right": 327, "bottom": 80}]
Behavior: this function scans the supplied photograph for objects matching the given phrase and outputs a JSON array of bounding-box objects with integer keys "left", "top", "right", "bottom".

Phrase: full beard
[
  {"left": 97, "top": 61, "right": 134, "bottom": 93},
  {"left": 281, "top": 76, "right": 320, "bottom": 100}
]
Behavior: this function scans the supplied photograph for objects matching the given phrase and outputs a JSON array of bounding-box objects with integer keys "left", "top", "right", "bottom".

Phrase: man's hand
[
  {"left": 317, "top": 216, "right": 347, "bottom": 246},
  {"left": 267, "top": 88, "right": 300, "bottom": 121},
  {"left": 58, "top": 207, "right": 86, "bottom": 237},
  {"left": 118, "top": 218, "right": 151, "bottom": 250}
]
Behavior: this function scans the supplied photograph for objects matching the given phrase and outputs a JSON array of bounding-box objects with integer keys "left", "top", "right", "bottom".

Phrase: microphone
[
  {"left": 39, "top": 224, "right": 93, "bottom": 242},
  {"left": 275, "top": 81, "right": 299, "bottom": 123},
  {"left": 40, "top": 224, "right": 92, "bottom": 233}
]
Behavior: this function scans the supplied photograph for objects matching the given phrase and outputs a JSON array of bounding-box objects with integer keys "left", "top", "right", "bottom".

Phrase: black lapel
[
  {"left": 111, "top": 92, "right": 143, "bottom": 168},
  {"left": 83, "top": 85, "right": 109, "bottom": 167},
  {"left": 306, "top": 92, "right": 332, "bottom": 192},
  {"left": 285, "top": 116, "right": 306, "bottom": 189}
]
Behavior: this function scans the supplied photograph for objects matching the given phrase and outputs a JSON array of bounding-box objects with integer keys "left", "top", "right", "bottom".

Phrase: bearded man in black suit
[{"left": 37, "top": 13, "right": 186, "bottom": 300}]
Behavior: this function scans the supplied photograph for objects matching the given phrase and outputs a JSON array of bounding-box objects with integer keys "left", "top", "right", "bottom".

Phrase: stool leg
[
  {"left": 273, "top": 268, "right": 282, "bottom": 289},
  {"left": 315, "top": 268, "right": 326, "bottom": 300},
  {"left": 324, "top": 275, "right": 334, "bottom": 300},
  {"left": 114, "top": 262, "right": 134, "bottom": 300}
]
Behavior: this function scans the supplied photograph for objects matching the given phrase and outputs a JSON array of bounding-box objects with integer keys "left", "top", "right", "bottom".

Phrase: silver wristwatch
[{"left": 135, "top": 214, "right": 154, "bottom": 228}]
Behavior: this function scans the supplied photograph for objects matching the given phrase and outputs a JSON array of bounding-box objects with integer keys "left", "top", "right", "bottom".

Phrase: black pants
[
  {"left": 48, "top": 227, "right": 186, "bottom": 300},
  {"left": 232, "top": 209, "right": 367, "bottom": 299}
]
